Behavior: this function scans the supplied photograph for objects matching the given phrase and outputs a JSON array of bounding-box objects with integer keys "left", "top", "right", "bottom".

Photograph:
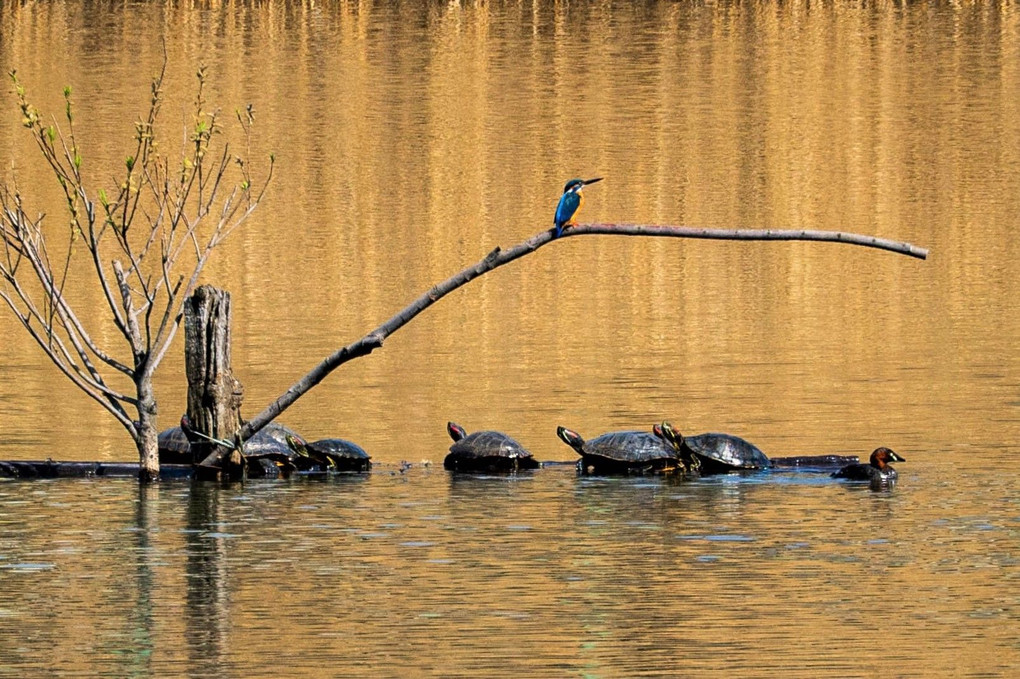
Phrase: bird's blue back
[{"left": 554, "top": 191, "right": 581, "bottom": 231}]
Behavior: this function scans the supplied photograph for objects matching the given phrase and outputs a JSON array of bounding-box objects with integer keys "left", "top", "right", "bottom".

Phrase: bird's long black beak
[
  {"left": 582, "top": 177, "right": 604, "bottom": 186},
  {"left": 889, "top": 450, "right": 906, "bottom": 462}
]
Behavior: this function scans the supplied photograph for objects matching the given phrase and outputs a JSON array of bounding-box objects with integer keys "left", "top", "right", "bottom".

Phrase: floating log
[
  {"left": 770, "top": 455, "right": 860, "bottom": 468},
  {"left": 0, "top": 461, "right": 195, "bottom": 479}
]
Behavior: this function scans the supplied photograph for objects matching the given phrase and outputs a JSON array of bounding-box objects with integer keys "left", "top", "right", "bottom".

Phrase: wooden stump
[{"left": 184, "top": 285, "right": 245, "bottom": 474}]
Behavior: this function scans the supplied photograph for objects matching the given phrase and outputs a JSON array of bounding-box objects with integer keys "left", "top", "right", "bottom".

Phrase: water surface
[{"left": 1, "top": 457, "right": 1018, "bottom": 677}]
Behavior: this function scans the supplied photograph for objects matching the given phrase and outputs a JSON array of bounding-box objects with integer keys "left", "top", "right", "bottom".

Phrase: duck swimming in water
[{"left": 831, "top": 447, "right": 905, "bottom": 482}]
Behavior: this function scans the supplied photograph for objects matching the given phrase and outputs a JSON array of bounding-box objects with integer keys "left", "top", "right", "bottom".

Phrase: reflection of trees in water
[
  {"left": 130, "top": 484, "right": 157, "bottom": 676},
  {"left": 563, "top": 477, "right": 775, "bottom": 671},
  {"left": 185, "top": 483, "right": 229, "bottom": 675}
]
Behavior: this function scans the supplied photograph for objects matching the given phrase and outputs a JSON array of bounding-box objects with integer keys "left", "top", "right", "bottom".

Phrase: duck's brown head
[{"left": 870, "top": 447, "right": 905, "bottom": 469}]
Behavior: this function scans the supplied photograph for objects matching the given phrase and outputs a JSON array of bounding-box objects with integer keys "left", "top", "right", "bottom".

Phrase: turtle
[
  {"left": 159, "top": 415, "right": 307, "bottom": 476},
  {"left": 186, "top": 420, "right": 299, "bottom": 476},
  {"left": 654, "top": 423, "right": 860, "bottom": 474},
  {"left": 557, "top": 423, "right": 684, "bottom": 476},
  {"left": 157, "top": 423, "right": 191, "bottom": 465},
  {"left": 444, "top": 422, "right": 539, "bottom": 472},
  {"left": 660, "top": 426, "right": 771, "bottom": 475},
  {"left": 158, "top": 414, "right": 241, "bottom": 465},
  {"left": 285, "top": 435, "right": 371, "bottom": 472}
]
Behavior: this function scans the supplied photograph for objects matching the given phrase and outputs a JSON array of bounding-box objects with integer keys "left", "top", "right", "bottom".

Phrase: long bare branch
[
  {"left": 0, "top": 267, "right": 130, "bottom": 400},
  {"left": 208, "top": 223, "right": 927, "bottom": 467},
  {"left": 577, "top": 223, "right": 929, "bottom": 259},
  {"left": 112, "top": 260, "right": 145, "bottom": 362}
]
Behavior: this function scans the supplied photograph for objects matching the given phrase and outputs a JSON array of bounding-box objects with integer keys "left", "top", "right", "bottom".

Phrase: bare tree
[{"left": 0, "top": 63, "right": 272, "bottom": 482}]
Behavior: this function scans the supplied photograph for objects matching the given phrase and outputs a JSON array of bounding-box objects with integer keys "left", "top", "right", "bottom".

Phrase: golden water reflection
[
  {"left": 1, "top": 459, "right": 1019, "bottom": 677},
  {"left": 1, "top": 2, "right": 1015, "bottom": 466}
]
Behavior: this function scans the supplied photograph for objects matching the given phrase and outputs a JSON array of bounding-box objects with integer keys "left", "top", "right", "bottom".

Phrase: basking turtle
[
  {"left": 159, "top": 414, "right": 239, "bottom": 465},
  {"left": 239, "top": 422, "right": 308, "bottom": 474},
  {"left": 557, "top": 424, "right": 684, "bottom": 476},
  {"left": 444, "top": 422, "right": 539, "bottom": 472},
  {"left": 654, "top": 423, "right": 860, "bottom": 474},
  {"left": 286, "top": 435, "right": 372, "bottom": 472},
  {"left": 667, "top": 428, "right": 771, "bottom": 475},
  {"left": 157, "top": 424, "right": 191, "bottom": 464},
  {"left": 159, "top": 415, "right": 307, "bottom": 475}
]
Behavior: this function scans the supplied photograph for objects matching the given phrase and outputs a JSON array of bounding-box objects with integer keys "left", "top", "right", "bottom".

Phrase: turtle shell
[
  {"left": 307, "top": 438, "right": 372, "bottom": 472},
  {"left": 158, "top": 426, "right": 191, "bottom": 464},
  {"left": 243, "top": 423, "right": 303, "bottom": 456},
  {"left": 159, "top": 422, "right": 305, "bottom": 471},
  {"left": 683, "top": 433, "right": 770, "bottom": 473},
  {"left": 444, "top": 431, "right": 538, "bottom": 472},
  {"left": 574, "top": 430, "right": 681, "bottom": 475},
  {"left": 582, "top": 431, "right": 678, "bottom": 463}
]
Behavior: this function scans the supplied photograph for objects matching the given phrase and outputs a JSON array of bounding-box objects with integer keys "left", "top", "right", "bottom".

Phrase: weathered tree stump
[{"left": 184, "top": 286, "right": 245, "bottom": 478}]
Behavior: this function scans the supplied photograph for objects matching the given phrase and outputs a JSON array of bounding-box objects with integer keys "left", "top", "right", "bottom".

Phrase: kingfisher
[{"left": 554, "top": 177, "right": 603, "bottom": 238}]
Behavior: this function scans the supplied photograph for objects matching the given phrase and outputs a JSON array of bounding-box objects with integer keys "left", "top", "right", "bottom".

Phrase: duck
[{"left": 831, "top": 447, "right": 905, "bottom": 482}]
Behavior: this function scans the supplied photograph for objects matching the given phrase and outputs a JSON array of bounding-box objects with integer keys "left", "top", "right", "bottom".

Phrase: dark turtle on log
[
  {"left": 444, "top": 422, "right": 539, "bottom": 472},
  {"left": 157, "top": 423, "right": 192, "bottom": 464},
  {"left": 159, "top": 415, "right": 306, "bottom": 475},
  {"left": 229, "top": 420, "right": 309, "bottom": 476},
  {"left": 286, "top": 435, "right": 372, "bottom": 472},
  {"left": 653, "top": 424, "right": 860, "bottom": 474},
  {"left": 660, "top": 426, "right": 769, "bottom": 475},
  {"left": 557, "top": 423, "right": 685, "bottom": 476}
]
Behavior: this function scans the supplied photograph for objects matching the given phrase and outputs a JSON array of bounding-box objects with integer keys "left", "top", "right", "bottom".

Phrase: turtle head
[
  {"left": 655, "top": 422, "right": 700, "bottom": 471},
  {"left": 556, "top": 426, "right": 585, "bottom": 453},
  {"left": 447, "top": 422, "right": 468, "bottom": 442},
  {"left": 284, "top": 434, "right": 307, "bottom": 453},
  {"left": 180, "top": 414, "right": 201, "bottom": 444},
  {"left": 654, "top": 421, "right": 684, "bottom": 450}
]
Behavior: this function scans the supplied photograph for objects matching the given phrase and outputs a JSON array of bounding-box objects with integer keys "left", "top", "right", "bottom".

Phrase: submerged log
[
  {"left": 0, "top": 460, "right": 194, "bottom": 479},
  {"left": 770, "top": 455, "right": 860, "bottom": 468}
]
